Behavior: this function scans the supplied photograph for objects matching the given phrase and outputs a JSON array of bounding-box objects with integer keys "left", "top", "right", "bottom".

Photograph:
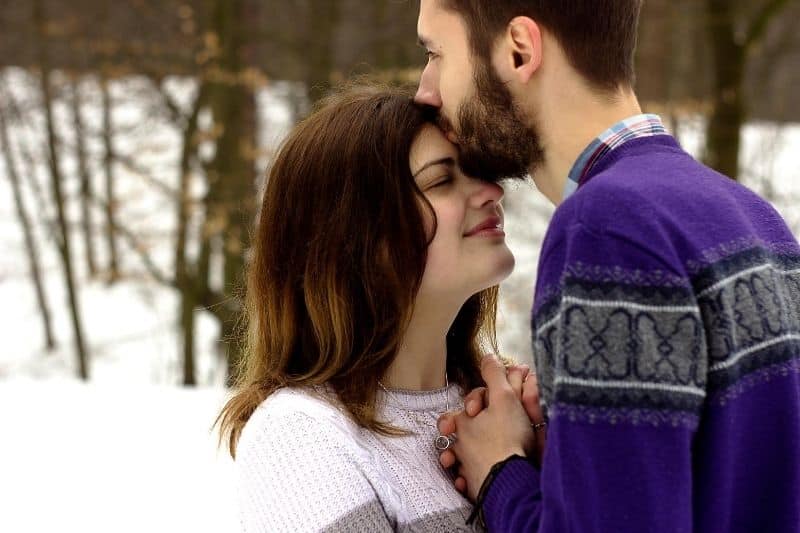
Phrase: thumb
[{"left": 481, "top": 355, "right": 513, "bottom": 398}]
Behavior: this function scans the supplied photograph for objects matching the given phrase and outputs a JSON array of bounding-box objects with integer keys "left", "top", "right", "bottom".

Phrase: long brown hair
[{"left": 217, "top": 85, "right": 498, "bottom": 457}]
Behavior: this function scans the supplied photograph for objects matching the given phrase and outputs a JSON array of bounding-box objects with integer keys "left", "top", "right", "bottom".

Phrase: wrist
[
  {"left": 475, "top": 447, "right": 526, "bottom": 493},
  {"left": 467, "top": 454, "right": 530, "bottom": 527}
]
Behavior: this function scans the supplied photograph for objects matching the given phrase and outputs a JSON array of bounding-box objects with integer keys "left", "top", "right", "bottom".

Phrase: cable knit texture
[{"left": 236, "top": 384, "right": 482, "bottom": 532}]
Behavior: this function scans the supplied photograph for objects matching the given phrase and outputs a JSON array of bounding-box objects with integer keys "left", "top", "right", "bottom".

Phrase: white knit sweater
[{"left": 236, "top": 384, "right": 483, "bottom": 532}]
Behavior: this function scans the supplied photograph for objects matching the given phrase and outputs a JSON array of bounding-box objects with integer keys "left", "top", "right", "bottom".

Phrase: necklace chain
[{"left": 377, "top": 373, "right": 450, "bottom": 431}]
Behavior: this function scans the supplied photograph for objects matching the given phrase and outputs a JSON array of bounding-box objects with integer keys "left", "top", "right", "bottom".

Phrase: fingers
[
  {"left": 464, "top": 387, "right": 487, "bottom": 417},
  {"left": 437, "top": 412, "right": 457, "bottom": 435},
  {"left": 521, "top": 373, "right": 542, "bottom": 423},
  {"left": 439, "top": 449, "right": 467, "bottom": 497},
  {"left": 507, "top": 364, "right": 529, "bottom": 399},
  {"left": 521, "top": 374, "right": 547, "bottom": 464},
  {"left": 480, "top": 355, "right": 514, "bottom": 397},
  {"left": 439, "top": 449, "right": 457, "bottom": 469}
]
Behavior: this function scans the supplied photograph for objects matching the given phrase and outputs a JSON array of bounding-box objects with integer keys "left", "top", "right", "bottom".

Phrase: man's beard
[{"left": 439, "top": 60, "right": 544, "bottom": 183}]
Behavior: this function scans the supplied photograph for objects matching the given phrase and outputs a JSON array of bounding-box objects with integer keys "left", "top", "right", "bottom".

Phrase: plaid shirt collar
[{"left": 562, "top": 114, "right": 669, "bottom": 200}]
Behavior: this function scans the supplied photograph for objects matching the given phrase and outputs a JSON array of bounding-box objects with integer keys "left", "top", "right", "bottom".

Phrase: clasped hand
[{"left": 437, "top": 355, "right": 547, "bottom": 501}]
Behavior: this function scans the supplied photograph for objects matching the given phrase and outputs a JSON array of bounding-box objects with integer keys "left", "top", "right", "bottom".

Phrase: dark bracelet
[{"left": 466, "top": 454, "right": 530, "bottom": 527}]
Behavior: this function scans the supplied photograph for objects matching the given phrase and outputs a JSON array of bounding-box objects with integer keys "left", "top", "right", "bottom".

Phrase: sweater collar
[
  {"left": 562, "top": 114, "right": 669, "bottom": 200},
  {"left": 377, "top": 383, "right": 462, "bottom": 412}
]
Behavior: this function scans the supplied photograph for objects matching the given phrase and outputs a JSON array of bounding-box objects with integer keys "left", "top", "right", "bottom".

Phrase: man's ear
[{"left": 500, "top": 16, "right": 542, "bottom": 84}]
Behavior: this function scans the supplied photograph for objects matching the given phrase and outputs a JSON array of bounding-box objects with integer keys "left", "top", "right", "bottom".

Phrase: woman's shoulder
[
  {"left": 235, "top": 387, "right": 396, "bottom": 532},
  {"left": 256, "top": 385, "right": 341, "bottom": 417},
  {"left": 251, "top": 385, "right": 353, "bottom": 425},
  {"left": 238, "top": 386, "right": 362, "bottom": 456}
]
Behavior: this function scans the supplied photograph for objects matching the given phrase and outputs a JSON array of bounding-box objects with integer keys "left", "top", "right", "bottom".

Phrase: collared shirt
[{"left": 562, "top": 114, "right": 669, "bottom": 200}]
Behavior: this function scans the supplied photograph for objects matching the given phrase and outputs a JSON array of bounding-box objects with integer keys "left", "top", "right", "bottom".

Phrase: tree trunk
[
  {"left": 704, "top": 0, "right": 791, "bottom": 180},
  {"left": 101, "top": 76, "right": 120, "bottom": 282},
  {"left": 203, "top": 0, "right": 258, "bottom": 385},
  {"left": 180, "top": 288, "right": 197, "bottom": 385},
  {"left": 33, "top": 0, "right": 90, "bottom": 379},
  {"left": 0, "top": 91, "right": 57, "bottom": 352},
  {"left": 216, "top": 87, "right": 256, "bottom": 385},
  {"left": 69, "top": 76, "right": 98, "bottom": 278},
  {"left": 303, "top": 0, "right": 341, "bottom": 106},
  {"left": 704, "top": 0, "right": 744, "bottom": 180},
  {"left": 175, "top": 84, "right": 207, "bottom": 386}
]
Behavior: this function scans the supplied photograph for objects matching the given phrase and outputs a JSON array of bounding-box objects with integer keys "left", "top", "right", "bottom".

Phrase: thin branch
[
  {"left": 88, "top": 192, "right": 175, "bottom": 286},
  {"left": 145, "top": 76, "right": 189, "bottom": 125},
  {"left": 111, "top": 151, "right": 181, "bottom": 198},
  {"left": 744, "top": 0, "right": 792, "bottom": 51}
]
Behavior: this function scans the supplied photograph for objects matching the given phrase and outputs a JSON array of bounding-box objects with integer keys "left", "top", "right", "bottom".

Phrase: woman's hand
[
  {"left": 440, "top": 361, "right": 548, "bottom": 496},
  {"left": 461, "top": 364, "right": 546, "bottom": 462}
]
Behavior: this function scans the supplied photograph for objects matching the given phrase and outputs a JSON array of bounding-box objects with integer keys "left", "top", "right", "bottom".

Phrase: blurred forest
[{"left": 1, "top": 0, "right": 799, "bottom": 385}]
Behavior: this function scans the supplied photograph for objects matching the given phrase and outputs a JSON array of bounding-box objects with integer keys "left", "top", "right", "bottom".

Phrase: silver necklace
[{"left": 377, "top": 373, "right": 455, "bottom": 451}]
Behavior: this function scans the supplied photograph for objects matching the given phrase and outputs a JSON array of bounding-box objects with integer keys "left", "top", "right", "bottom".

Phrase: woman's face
[{"left": 409, "top": 124, "right": 515, "bottom": 301}]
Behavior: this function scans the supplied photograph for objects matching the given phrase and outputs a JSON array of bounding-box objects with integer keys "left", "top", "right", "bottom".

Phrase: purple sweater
[{"left": 483, "top": 135, "right": 800, "bottom": 532}]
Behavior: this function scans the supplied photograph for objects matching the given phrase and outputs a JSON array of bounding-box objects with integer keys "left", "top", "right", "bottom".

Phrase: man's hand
[{"left": 437, "top": 355, "right": 537, "bottom": 501}]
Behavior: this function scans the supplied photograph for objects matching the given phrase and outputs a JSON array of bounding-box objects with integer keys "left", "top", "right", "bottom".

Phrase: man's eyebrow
[{"left": 413, "top": 157, "right": 454, "bottom": 178}]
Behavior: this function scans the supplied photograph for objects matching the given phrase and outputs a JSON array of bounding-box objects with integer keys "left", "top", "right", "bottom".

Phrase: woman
[{"left": 217, "top": 85, "right": 520, "bottom": 532}]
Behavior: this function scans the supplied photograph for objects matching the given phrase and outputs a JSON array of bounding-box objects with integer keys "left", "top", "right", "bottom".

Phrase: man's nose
[{"left": 414, "top": 66, "right": 442, "bottom": 108}]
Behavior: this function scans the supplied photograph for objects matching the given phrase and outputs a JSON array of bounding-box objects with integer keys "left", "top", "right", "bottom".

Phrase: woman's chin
[
  {"left": 492, "top": 249, "right": 516, "bottom": 283},
  {"left": 474, "top": 250, "right": 516, "bottom": 292}
]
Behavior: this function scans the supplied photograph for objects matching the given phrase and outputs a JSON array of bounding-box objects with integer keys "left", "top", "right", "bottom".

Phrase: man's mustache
[{"left": 435, "top": 113, "right": 460, "bottom": 144}]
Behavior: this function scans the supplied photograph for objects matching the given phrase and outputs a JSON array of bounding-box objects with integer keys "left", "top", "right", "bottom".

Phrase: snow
[
  {"left": 0, "top": 68, "right": 798, "bottom": 532},
  {"left": 0, "top": 380, "right": 236, "bottom": 532},
  {"left": 0, "top": 69, "right": 242, "bottom": 532}
]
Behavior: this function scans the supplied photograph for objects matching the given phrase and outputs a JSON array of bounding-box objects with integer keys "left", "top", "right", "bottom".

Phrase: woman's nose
[{"left": 470, "top": 179, "right": 504, "bottom": 208}]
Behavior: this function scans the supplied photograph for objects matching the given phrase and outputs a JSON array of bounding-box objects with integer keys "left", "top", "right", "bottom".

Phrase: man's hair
[{"left": 441, "top": 0, "right": 643, "bottom": 91}]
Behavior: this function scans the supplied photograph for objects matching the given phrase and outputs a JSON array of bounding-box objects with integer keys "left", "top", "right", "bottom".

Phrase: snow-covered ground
[
  {"left": 0, "top": 380, "right": 236, "bottom": 532},
  {"left": 0, "top": 68, "right": 798, "bottom": 532}
]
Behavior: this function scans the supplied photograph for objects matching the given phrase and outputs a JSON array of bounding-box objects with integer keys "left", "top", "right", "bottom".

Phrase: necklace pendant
[{"left": 434, "top": 433, "right": 456, "bottom": 451}]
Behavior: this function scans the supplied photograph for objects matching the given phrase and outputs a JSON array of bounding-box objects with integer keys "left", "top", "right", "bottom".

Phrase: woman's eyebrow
[{"left": 413, "top": 157, "right": 454, "bottom": 178}]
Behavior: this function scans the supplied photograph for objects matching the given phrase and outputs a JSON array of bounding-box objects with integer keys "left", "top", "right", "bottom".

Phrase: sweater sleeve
[
  {"left": 482, "top": 213, "right": 708, "bottom": 533},
  {"left": 236, "top": 406, "right": 394, "bottom": 533}
]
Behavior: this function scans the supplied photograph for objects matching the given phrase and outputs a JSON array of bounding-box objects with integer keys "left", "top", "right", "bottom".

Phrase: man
[{"left": 414, "top": 1, "right": 800, "bottom": 531}]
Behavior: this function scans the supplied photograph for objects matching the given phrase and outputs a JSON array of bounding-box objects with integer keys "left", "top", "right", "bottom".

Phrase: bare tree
[
  {"left": 100, "top": 75, "right": 121, "bottom": 282},
  {"left": 33, "top": 0, "right": 90, "bottom": 379},
  {"left": 704, "top": 0, "right": 793, "bottom": 179},
  {"left": 0, "top": 81, "right": 56, "bottom": 352},
  {"left": 172, "top": 83, "right": 207, "bottom": 386},
  {"left": 303, "top": 0, "right": 341, "bottom": 104},
  {"left": 200, "top": 0, "right": 259, "bottom": 384},
  {"left": 68, "top": 75, "right": 99, "bottom": 278}
]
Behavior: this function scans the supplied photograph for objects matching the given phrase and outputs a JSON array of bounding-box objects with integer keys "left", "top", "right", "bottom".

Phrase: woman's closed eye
[{"left": 426, "top": 175, "right": 453, "bottom": 189}]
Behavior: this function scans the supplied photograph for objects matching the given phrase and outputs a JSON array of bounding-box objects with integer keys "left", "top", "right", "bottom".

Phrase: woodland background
[{"left": 0, "top": 1, "right": 798, "bottom": 530}]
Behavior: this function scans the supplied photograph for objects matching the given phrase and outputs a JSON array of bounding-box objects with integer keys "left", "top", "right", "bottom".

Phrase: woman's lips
[{"left": 464, "top": 216, "right": 504, "bottom": 237}]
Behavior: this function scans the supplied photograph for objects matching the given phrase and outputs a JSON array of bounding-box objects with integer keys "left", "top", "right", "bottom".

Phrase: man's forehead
[
  {"left": 417, "top": 0, "right": 460, "bottom": 46},
  {"left": 417, "top": 0, "right": 439, "bottom": 20},
  {"left": 416, "top": 0, "right": 435, "bottom": 43}
]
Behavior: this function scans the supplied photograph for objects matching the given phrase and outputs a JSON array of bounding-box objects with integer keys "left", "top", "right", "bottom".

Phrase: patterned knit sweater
[
  {"left": 236, "top": 384, "right": 482, "bottom": 532},
  {"left": 483, "top": 135, "right": 800, "bottom": 532}
]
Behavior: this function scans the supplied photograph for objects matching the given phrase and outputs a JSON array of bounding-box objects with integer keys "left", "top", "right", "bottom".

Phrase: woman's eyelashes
[{"left": 425, "top": 174, "right": 453, "bottom": 190}]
